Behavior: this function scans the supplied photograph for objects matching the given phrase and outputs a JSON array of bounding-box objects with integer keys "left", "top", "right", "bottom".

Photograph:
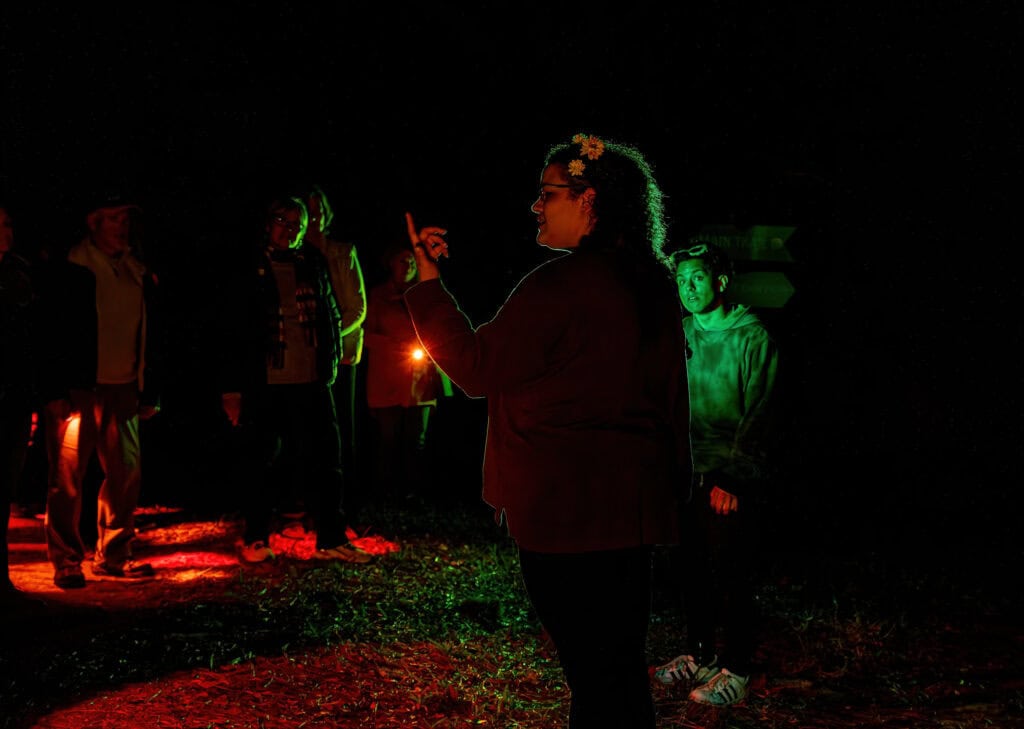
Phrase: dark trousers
[
  {"left": 518, "top": 546, "right": 656, "bottom": 729},
  {"left": 239, "top": 383, "right": 346, "bottom": 550},
  {"left": 332, "top": 364, "right": 364, "bottom": 520},
  {"left": 0, "top": 393, "right": 32, "bottom": 586},
  {"left": 367, "top": 405, "right": 431, "bottom": 502},
  {"left": 674, "top": 480, "right": 761, "bottom": 675}
]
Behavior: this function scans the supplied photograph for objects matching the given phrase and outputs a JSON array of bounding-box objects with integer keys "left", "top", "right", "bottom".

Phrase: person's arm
[
  {"left": 405, "top": 211, "right": 446, "bottom": 281},
  {"left": 402, "top": 211, "right": 568, "bottom": 399},
  {"left": 708, "top": 328, "right": 780, "bottom": 514},
  {"left": 331, "top": 242, "right": 367, "bottom": 365},
  {"left": 214, "top": 254, "right": 265, "bottom": 426},
  {"left": 335, "top": 243, "right": 367, "bottom": 339},
  {"left": 139, "top": 266, "right": 162, "bottom": 420},
  {"left": 730, "top": 330, "right": 780, "bottom": 482},
  {"left": 35, "top": 259, "right": 97, "bottom": 405}
]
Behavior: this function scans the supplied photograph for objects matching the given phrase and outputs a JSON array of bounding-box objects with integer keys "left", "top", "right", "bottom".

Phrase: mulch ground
[{"left": 3, "top": 504, "right": 1023, "bottom": 729}]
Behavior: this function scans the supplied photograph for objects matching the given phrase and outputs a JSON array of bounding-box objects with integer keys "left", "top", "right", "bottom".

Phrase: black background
[{"left": 2, "top": 4, "right": 1019, "bottom": 566}]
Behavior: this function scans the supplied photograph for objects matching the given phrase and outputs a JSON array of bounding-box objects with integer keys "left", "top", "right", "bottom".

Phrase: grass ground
[{"left": 3, "top": 496, "right": 1021, "bottom": 728}]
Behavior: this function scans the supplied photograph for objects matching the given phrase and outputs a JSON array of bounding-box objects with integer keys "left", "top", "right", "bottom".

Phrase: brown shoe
[
  {"left": 313, "top": 544, "right": 373, "bottom": 564},
  {"left": 238, "top": 541, "right": 276, "bottom": 564}
]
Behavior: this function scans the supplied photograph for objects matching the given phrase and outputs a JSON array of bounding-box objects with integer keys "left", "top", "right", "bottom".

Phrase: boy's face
[{"left": 675, "top": 258, "right": 725, "bottom": 315}]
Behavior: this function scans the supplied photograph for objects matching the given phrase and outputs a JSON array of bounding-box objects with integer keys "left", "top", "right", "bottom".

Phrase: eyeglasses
[
  {"left": 535, "top": 183, "right": 572, "bottom": 203},
  {"left": 271, "top": 215, "right": 302, "bottom": 233}
]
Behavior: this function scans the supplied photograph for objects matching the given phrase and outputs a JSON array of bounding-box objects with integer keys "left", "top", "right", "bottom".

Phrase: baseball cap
[{"left": 83, "top": 189, "right": 143, "bottom": 217}]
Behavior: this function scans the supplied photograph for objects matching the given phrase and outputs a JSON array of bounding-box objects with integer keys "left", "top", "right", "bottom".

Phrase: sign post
[
  {"left": 693, "top": 225, "right": 796, "bottom": 263},
  {"left": 689, "top": 225, "right": 798, "bottom": 308}
]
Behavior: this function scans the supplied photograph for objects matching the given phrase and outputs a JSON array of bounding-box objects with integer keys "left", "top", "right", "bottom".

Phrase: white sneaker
[
  {"left": 654, "top": 654, "right": 718, "bottom": 685},
  {"left": 689, "top": 668, "right": 749, "bottom": 706},
  {"left": 239, "top": 541, "right": 276, "bottom": 563}
]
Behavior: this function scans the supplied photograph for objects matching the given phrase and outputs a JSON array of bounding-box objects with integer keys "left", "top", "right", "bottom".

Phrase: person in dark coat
[
  {"left": 217, "top": 194, "right": 370, "bottom": 565},
  {"left": 0, "top": 202, "right": 42, "bottom": 606},
  {"left": 403, "top": 133, "right": 691, "bottom": 728}
]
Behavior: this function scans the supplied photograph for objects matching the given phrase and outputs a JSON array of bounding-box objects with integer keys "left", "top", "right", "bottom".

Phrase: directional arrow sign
[
  {"left": 728, "top": 271, "right": 795, "bottom": 309},
  {"left": 693, "top": 225, "right": 796, "bottom": 263}
]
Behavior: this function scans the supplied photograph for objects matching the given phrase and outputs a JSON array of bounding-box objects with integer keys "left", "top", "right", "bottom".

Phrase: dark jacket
[
  {"left": 34, "top": 242, "right": 162, "bottom": 409},
  {"left": 32, "top": 256, "right": 98, "bottom": 405},
  {"left": 405, "top": 247, "right": 691, "bottom": 553},
  {"left": 217, "top": 244, "right": 341, "bottom": 396},
  {"left": 0, "top": 250, "right": 39, "bottom": 403}
]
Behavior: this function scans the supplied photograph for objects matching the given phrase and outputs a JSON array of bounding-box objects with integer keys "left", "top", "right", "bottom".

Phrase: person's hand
[
  {"left": 405, "top": 211, "right": 448, "bottom": 282},
  {"left": 139, "top": 404, "right": 161, "bottom": 421},
  {"left": 709, "top": 485, "right": 739, "bottom": 515},
  {"left": 222, "top": 392, "right": 242, "bottom": 427}
]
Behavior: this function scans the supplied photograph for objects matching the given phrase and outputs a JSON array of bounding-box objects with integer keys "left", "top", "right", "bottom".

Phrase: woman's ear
[{"left": 717, "top": 274, "right": 729, "bottom": 293}]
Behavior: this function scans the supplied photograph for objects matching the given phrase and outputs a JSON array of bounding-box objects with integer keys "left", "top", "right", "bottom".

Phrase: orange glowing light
[{"left": 411, "top": 347, "right": 425, "bottom": 360}]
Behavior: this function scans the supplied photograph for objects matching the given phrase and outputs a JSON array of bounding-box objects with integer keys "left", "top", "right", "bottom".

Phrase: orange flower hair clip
[{"left": 569, "top": 133, "right": 605, "bottom": 176}]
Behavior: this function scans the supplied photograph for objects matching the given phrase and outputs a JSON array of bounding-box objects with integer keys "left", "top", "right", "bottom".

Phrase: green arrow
[{"left": 728, "top": 272, "right": 795, "bottom": 309}]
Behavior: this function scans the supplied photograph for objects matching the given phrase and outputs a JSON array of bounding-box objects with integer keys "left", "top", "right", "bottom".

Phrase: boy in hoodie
[{"left": 654, "top": 242, "right": 780, "bottom": 706}]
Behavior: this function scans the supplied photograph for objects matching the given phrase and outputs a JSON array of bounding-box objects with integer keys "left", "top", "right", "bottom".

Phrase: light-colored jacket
[{"left": 308, "top": 236, "right": 366, "bottom": 365}]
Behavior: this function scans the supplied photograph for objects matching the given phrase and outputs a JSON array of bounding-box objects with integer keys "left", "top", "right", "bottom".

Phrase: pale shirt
[{"left": 68, "top": 240, "right": 145, "bottom": 386}]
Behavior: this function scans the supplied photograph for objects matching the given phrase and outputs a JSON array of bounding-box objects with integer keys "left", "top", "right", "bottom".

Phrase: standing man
[
  {"left": 44, "top": 193, "right": 161, "bottom": 589},
  {"left": 301, "top": 184, "right": 368, "bottom": 523},
  {"left": 654, "top": 242, "right": 780, "bottom": 705},
  {"left": 0, "top": 202, "right": 39, "bottom": 604}
]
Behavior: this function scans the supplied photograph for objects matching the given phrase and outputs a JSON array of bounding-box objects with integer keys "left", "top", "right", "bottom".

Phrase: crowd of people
[{"left": 1, "top": 131, "right": 784, "bottom": 723}]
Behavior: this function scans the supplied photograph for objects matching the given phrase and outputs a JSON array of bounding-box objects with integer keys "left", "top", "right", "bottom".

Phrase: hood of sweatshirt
[{"left": 688, "top": 303, "right": 760, "bottom": 332}]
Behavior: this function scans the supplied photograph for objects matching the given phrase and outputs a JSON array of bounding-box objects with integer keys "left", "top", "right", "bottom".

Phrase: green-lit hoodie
[{"left": 683, "top": 304, "right": 779, "bottom": 497}]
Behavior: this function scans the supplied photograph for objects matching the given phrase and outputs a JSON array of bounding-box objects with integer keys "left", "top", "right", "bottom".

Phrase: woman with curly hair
[{"left": 403, "top": 133, "right": 691, "bottom": 727}]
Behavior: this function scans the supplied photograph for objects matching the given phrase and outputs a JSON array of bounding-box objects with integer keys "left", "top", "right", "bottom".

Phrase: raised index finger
[{"left": 404, "top": 211, "right": 418, "bottom": 244}]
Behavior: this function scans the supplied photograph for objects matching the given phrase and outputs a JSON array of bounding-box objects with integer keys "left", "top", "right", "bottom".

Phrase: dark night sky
[{"left": 2, "top": 4, "right": 1019, "bottom": 557}]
